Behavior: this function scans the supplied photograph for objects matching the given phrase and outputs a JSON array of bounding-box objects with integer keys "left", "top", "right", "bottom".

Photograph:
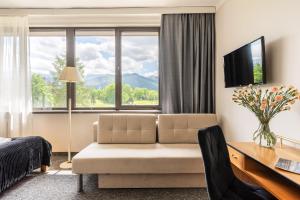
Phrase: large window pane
[
  {"left": 75, "top": 30, "right": 115, "bottom": 108},
  {"left": 121, "top": 32, "right": 159, "bottom": 106},
  {"left": 30, "top": 30, "right": 67, "bottom": 109}
]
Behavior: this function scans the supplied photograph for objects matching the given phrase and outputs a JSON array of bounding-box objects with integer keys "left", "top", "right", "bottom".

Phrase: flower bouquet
[{"left": 232, "top": 85, "right": 300, "bottom": 147}]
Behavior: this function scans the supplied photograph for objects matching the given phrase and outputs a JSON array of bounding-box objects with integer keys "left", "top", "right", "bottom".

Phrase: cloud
[
  {"left": 30, "top": 35, "right": 159, "bottom": 78},
  {"left": 81, "top": 55, "right": 115, "bottom": 75},
  {"left": 99, "top": 40, "right": 115, "bottom": 53},
  {"left": 121, "top": 56, "right": 143, "bottom": 73},
  {"left": 144, "top": 70, "right": 158, "bottom": 77},
  {"left": 76, "top": 43, "right": 100, "bottom": 61},
  {"left": 30, "top": 36, "right": 66, "bottom": 74},
  {"left": 76, "top": 37, "right": 153, "bottom": 75},
  {"left": 76, "top": 40, "right": 115, "bottom": 75},
  {"left": 122, "top": 36, "right": 158, "bottom": 63}
]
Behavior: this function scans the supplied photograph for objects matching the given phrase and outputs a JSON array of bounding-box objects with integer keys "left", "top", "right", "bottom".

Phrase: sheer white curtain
[{"left": 0, "top": 16, "right": 32, "bottom": 137}]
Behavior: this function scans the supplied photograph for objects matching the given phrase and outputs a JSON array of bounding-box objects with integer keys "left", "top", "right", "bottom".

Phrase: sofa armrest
[{"left": 93, "top": 121, "right": 98, "bottom": 142}]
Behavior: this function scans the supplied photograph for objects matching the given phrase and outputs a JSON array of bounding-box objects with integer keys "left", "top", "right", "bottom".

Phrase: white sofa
[{"left": 72, "top": 114, "right": 217, "bottom": 191}]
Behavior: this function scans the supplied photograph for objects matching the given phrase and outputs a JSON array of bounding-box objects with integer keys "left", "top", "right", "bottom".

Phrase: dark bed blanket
[{"left": 0, "top": 136, "right": 52, "bottom": 193}]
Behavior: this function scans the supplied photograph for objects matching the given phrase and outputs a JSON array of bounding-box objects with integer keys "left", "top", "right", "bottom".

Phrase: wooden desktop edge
[{"left": 227, "top": 142, "right": 300, "bottom": 188}]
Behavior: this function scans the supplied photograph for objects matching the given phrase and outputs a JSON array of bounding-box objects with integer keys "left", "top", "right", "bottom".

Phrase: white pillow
[{"left": 0, "top": 137, "right": 11, "bottom": 144}]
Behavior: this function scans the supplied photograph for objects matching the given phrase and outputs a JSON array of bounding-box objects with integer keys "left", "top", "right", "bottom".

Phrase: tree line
[{"left": 32, "top": 56, "right": 158, "bottom": 108}]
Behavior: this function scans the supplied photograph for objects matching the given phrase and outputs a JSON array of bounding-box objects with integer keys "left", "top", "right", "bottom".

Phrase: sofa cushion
[
  {"left": 98, "top": 114, "right": 157, "bottom": 144},
  {"left": 158, "top": 114, "right": 217, "bottom": 143},
  {"left": 72, "top": 143, "right": 204, "bottom": 174}
]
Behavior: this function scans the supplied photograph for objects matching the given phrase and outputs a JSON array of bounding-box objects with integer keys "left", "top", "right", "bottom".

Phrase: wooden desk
[{"left": 227, "top": 142, "right": 300, "bottom": 200}]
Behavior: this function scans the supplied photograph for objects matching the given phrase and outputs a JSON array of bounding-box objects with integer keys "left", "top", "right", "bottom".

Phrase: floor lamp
[{"left": 59, "top": 66, "right": 83, "bottom": 169}]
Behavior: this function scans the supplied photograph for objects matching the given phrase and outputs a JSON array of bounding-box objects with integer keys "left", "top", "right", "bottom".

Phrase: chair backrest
[{"left": 198, "top": 125, "right": 235, "bottom": 200}]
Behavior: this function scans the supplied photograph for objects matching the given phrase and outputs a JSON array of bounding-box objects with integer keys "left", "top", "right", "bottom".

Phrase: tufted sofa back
[
  {"left": 158, "top": 114, "right": 217, "bottom": 144},
  {"left": 98, "top": 114, "right": 157, "bottom": 144}
]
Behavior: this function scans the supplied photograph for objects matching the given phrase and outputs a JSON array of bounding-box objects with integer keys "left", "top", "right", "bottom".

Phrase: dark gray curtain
[{"left": 159, "top": 13, "right": 215, "bottom": 113}]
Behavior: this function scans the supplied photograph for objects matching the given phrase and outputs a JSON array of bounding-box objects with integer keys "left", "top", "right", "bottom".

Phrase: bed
[{"left": 0, "top": 136, "right": 52, "bottom": 193}]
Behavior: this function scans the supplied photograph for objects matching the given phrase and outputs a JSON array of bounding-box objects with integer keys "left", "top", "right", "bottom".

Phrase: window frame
[
  {"left": 30, "top": 28, "right": 68, "bottom": 111},
  {"left": 30, "top": 27, "right": 160, "bottom": 111}
]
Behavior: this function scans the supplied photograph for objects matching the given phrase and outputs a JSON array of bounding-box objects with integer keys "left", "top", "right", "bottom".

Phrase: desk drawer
[{"left": 228, "top": 146, "right": 245, "bottom": 170}]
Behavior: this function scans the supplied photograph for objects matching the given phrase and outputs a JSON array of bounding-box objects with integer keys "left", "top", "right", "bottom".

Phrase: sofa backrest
[
  {"left": 98, "top": 114, "right": 157, "bottom": 144},
  {"left": 158, "top": 114, "right": 217, "bottom": 144}
]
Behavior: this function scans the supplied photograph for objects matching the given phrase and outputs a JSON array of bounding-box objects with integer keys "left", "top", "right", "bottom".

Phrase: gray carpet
[{"left": 0, "top": 155, "right": 209, "bottom": 200}]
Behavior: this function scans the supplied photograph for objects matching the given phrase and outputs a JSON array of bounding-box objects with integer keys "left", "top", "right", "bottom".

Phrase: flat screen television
[{"left": 224, "top": 36, "right": 266, "bottom": 88}]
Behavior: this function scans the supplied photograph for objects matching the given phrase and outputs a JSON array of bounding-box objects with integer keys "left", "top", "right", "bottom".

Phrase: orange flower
[
  {"left": 261, "top": 99, "right": 267, "bottom": 105},
  {"left": 271, "top": 87, "right": 279, "bottom": 92},
  {"left": 260, "top": 104, "right": 267, "bottom": 111},
  {"left": 275, "top": 95, "right": 283, "bottom": 102}
]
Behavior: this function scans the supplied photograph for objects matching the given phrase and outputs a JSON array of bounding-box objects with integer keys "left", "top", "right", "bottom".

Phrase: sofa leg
[{"left": 78, "top": 174, "right": 83, "bottom": 192}]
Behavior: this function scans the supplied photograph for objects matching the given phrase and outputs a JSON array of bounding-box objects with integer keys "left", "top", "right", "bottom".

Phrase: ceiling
[{"left": 0, "top": 0, "right": 223, "bottom": 8}]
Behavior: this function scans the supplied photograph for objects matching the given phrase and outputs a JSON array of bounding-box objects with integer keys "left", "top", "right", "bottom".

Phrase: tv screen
[{"left": 224, "top": 37, "right": 266, "bottom": 88}]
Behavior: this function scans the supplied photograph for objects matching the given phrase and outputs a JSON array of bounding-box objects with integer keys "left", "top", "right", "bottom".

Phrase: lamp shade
[{"left": 59, "top": 66, "right": 83, "bottom": 82}]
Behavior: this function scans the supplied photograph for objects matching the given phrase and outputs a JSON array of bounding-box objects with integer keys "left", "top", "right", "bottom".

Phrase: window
[
  {"left": 30, "top": 30, "right": 67, "bottom": 109},
  {"left": 121, "top": 31, "right": 159, "bottom": 106},
  {"left": 75, "top": 30, "right": 115, "bottom": 108},
  {"left": 30, "top": 28, "right": 159, "bottom": 111}
]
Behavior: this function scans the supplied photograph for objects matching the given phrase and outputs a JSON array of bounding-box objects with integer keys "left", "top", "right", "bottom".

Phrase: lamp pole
[
  {"left": 59, "top": 66, "right": 82, "bottom": 169},
  {"left": 68, "top": 96, "right": 72, "bottom": 163}
]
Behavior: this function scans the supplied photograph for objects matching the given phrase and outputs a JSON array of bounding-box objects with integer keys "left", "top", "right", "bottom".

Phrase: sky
[{"left": 29, "top": 33, "right": 159, "bottom": 79}]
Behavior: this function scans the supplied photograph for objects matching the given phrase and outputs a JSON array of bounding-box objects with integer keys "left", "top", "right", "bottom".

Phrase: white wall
[
  {"left": 216, "top": 0, "right": 300, "bottom": 142},
  {"left": 30, "top": 113, "right": 98, "bottom": 152}
]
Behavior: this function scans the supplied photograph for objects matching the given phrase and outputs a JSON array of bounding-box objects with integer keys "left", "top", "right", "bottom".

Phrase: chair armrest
[{"left": 93, "top": 121, "right": 98, "bottom": 142}]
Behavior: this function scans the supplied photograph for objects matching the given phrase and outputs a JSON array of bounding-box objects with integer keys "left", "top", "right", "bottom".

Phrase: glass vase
[{"left": 253, "top": 121, "right": 277, "bottom": 148}]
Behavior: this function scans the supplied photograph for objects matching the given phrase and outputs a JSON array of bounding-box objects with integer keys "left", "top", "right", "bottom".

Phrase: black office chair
[{"left": 198, "top": 125, "right": 277, "bottom": 200}]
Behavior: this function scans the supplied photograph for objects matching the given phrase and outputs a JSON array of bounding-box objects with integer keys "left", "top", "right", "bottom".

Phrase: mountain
[
  {"left": 147, "top": 75, "right": 159, "bottom": 82},
  {"left": 84, "top": 74, "right": 114, "bottom": 89},
  {"left": 84, "top": 73, "right": 158, "bottom": 90},
  {"left": 122, "top": 73, "right": 158, "bottom": 90},
  {"left": 38, "top": 72, "right": 158, "bottom": 90}
]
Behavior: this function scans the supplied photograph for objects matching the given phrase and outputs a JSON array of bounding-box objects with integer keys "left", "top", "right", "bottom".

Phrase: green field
[{"left": 32, "top": 56, "right": 159, "bottom": 109}]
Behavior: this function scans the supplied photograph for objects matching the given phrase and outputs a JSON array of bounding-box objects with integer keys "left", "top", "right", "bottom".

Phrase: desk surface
[{"left": 228, "top": 142, "right": 300, "bottom": 187}]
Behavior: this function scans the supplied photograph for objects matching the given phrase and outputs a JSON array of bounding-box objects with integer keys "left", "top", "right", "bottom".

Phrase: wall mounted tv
[{"left": 224, "top": 36, "right": 266, "bottom": 88}]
